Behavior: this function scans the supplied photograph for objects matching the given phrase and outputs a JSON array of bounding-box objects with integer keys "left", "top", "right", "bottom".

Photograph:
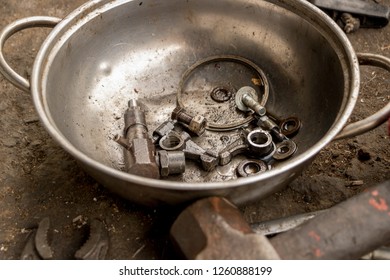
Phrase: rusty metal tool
[
  {"left": 170, "top": 180, "right": 390, "bottom": 259},
  {"left": 20, "top": 217, "right": 53, "bottom": 260},
  {"left": 75, "top": 218, "right": 109, "bottom": 260},
  {"left": 270, "top": 180, "right": 390, "bottom": 259},
  {"left": 115, "top": 99, "right": 160, "bottom": 179},
  {"left": 20, "top": 217, "right": 109, "bottom": 260},
  {"left": 170, "top": 197, "right": 280, "bottom": 260},
  {"left": 309, "top": 0, "right": 390, "bottom": 29}
]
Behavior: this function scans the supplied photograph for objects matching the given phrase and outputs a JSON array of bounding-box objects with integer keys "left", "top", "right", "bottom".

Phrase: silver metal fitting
[
  {"left": 171, "top": 107, "right": 207, "bottom": 136},
  {"left": 273, "top": 139, "right": 297, "bottom": 161},
  {"left": 157, "top": 150, "right": 186, "bottom": 177},
  {"left": 218, "top": 134, "right": 248, "bottom": 166},
  {"left": 152, "top": 120, "right": 176, "bottom": 143},
  {"left": 279, "top": 117, "right": 301, "bottom": 138},
  {"left": 235, "top": 86, "right": 266, "bottom": 116},
  {"left": 247, "top": 129, "right": 276, "bottom": 160},
  {"left": 117, "top": 99, "right": 160, "bottom": 179},
  {"left": 159, "top": 131, "right": 185, "bottom": 151}
]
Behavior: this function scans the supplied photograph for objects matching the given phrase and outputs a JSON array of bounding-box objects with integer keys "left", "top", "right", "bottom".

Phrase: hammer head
[{"left": 170, "top": 197, "right": 280, "bottom": 260}]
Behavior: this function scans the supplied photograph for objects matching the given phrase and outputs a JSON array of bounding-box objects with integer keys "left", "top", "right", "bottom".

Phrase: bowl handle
[
  {"left": 335, "top": 53, "right": 390, "bottom": 140},
  {"left": 0, "top": 16, "right": 61, "bottom": 93}
]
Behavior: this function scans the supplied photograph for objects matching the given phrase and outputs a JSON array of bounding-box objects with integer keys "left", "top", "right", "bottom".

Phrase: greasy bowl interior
[{"left": 33, "top": 0, "right": 357, "bottom": 205}]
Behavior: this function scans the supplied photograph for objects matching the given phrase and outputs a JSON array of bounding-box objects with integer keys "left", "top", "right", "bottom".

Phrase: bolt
[
  {"left": 171, "top": 107, "right": 207, "bottom": 136},
  {"left": 235, "top": 86, "right": 266, "bottom": 116}
]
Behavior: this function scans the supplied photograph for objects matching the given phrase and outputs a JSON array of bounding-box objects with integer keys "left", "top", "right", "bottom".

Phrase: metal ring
[
  {"left": 159, "top": 131, "right": 185, "bottom": 151},
  {"left": 237, "top": 159, "right": 268, "bottom": 177},
  {"left": 177, "top": 55, "right": 270, "bottom": 132},
  {"left": 280, "top": 117, "right": 301, "bottom": 137},
  {"left": 273, "top": 140, "right": 297, "bottom": 161}
]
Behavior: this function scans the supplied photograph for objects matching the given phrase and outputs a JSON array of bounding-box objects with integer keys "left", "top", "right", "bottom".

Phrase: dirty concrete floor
[{"left": 0, "top": 1, "right": 389, "bottom": 259}]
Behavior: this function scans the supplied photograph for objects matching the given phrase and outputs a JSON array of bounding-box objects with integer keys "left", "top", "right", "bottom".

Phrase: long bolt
[
  {"left": 172, "top": 107, "right": 193, "bottom": 124},
  {"left": 235, "top": 86, "right": 266, "bottom": 116},
  {"left": 242, "top": 93, "right": 266, "bottom": 116},
  {"left": 171, "top": 107, "right": 207, "bottom": 136}
]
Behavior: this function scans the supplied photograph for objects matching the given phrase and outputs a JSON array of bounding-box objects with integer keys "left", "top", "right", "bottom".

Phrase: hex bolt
[
  {"left": 235, "top": 86, "right": 266, "bottom": 116},
  {"left": 171, "top": 107, "right": 207, "bottom": 136}
]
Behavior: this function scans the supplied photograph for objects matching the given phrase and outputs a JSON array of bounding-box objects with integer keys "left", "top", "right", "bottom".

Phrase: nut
[
  {"left": 247, "top": 129, "right": 275, "bottom": 159},
  {"left": 188, "top": 115, "right": 207, "bottom": 136},
  {"left": 158, "top": 150, "right": 186, "bottom": 177}
]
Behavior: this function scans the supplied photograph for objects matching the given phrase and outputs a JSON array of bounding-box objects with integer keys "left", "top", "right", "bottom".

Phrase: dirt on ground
[{"left": 0, "top": 1, "right": 389, "bottom": 259}]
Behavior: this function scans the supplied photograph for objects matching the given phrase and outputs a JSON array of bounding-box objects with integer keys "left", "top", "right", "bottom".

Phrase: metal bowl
[{"left": 1, "top": 0, "right": 389, "bottom": 206}]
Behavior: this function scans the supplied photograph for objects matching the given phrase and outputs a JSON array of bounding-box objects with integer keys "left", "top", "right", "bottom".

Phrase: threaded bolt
[
  {"left": 171, "top": 107, "right": 193, "bottom": 124},
  {"left": 235, "top": 86, "right": 266, "bottom": 116},
  {"left": 171, "top": 107, "right": 207, "bottom": 136}
]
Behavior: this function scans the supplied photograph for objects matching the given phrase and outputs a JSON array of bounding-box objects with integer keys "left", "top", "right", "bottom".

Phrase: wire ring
[{"left": 177, "top": 55, "right": 270, "bottom": 132}]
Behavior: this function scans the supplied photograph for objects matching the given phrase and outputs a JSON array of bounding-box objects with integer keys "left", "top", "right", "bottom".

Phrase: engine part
[
  {"left": 171, "top": 130, "right": 218, "bottom": 172},
  {"left": 157, "top": 150, "right": 186, "bottom": 177},
  {"left": 75, "top": 218, "right": 109, "bottom": 260},
  {"left": 256, "top": 115, "right": 286, "bottom": 142},
  {"left": 158, "top": 131, "right": 185, "bottom": 151},
  {"left": 279, "top": 117, "right": 302, "bottom": 138},
  {"left": 116, "top": 99, "right": 160, "bottom": 179},
  {"left": 152, "top": 120, "right": 176, "bottom": 144},
  {"left": 177, "top": 55, "right": 270, "bottom": 132},
  {"left": 219, "top": 134, "right": 248, "bottom": 166},
  {"left": 273, "top": 139, "right": 297, "bottom": 161},
  {"left": 235, "top": 86, "right": 266, "bottom": 116},
  {"left": 236, "top": 159, "right": 268, "bottom": 177},
  {"left": 171, "top": 107, "right": 207, "bottom": 136},
  {"left": 170, "top": 197, "right": 280, "bottom": 260},
  {"left": 210, "top": 86, "right": 233, "bottom": 103},
  {"left": 247, "top": 129, "right": 276, "bottom": 160}
]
